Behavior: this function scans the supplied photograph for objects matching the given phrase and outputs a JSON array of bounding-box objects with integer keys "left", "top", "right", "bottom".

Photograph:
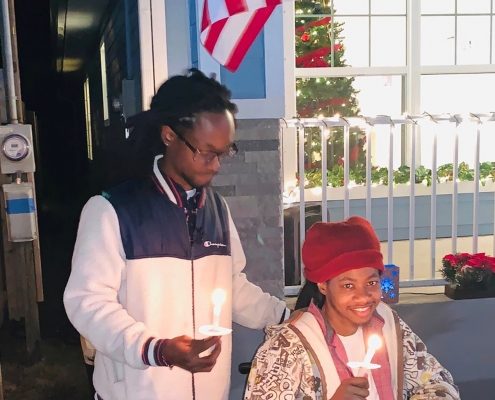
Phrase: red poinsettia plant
[{"left": 441, "top": 253, "right": 495, "bottom": 288}]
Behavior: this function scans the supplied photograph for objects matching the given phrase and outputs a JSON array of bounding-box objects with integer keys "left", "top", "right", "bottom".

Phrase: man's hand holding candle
[{"left": 161, "top": 335, "right": 221, "bottom": 373}]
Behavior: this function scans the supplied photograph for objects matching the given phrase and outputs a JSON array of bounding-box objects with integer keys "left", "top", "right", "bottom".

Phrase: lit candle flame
[
  {"left": 212, "top": 288, "right": 226, "bottom": 327},
  {"left": 363, "top": 334, "right": 382, "bottom": 365}
]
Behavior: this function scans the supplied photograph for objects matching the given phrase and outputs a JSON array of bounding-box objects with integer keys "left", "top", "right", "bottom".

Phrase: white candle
[
  {"left": 211, "top": 288, "right": 226, "bottom": 327},
  {"left": 362, "top": 334, "right": 382, "bottom": 365}
]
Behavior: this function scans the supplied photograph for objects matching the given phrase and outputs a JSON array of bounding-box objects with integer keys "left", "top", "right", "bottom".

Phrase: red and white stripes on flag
[{"left": 200, "top": 0, "right": 282, "bottom": 72}]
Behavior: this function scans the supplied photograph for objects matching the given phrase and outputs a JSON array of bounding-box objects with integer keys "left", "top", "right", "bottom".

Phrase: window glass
[
  {"left": 335, "top": 17, "right": 369, "bottom": 66},
  {"left": 421, "top": 73, "right": 495, "bottom": 113},
  {"left": 100, "top": 42, "right": 109, "bottom": 122},
  {"left": 421, "top": 0, "right": 455, "bottom": 15},
  {"left": 371, "top": 17, "right": 406, "bottom": 66},
  {"left": 352, "top": 75, "right": 402, "bottom": 116},
  {"left": 84, "top": 77, "right": 93, "bottom": 160},
  {"left": 421, "top": 73, "right": 495, "bottom": 167},
  {"left": 296, "top": 77, "right": 361, "bottom": 118},
  {"left": 457, "top": 0, "right": 491, "bottom": 14},
  {"left": 296, "top": 15, "right": 338, "bottom": 68},
  {"left": 457, "top": 16, "right": 491, "bottom": 65},
  {"left": 296, "top": 75, "right": 402, "bottom": 118},
  {"left": 353, "top": 76, "right": 403, "bottom": 168},
  {"left": 296, "top": 75, "right": 403, "bottom": 175},
  {"left": 332, "top": 0, "right": 369, "bottom": 15},
  {"left": 371, "top": 0, "right": 406, "bottom": 15},
  {"left": 493, "top": 16, "right": 495, "bottom": 63},
  {"left": 421, "top": 16, "right": 455, "bottom": 65}
]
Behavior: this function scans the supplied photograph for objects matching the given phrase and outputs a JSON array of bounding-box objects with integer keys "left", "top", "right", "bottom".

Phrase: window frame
[
  {"left": 100, "top": 41, "right": 110, "bottom": 126},
  {"left": 83, "top": 77, "right": 93, "bottom": 160},
  {"left": 287, "top": 1, "right": 495, "bottom": 118}
]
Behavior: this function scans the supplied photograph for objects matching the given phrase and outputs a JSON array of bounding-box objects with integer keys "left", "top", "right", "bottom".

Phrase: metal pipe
[{"left": 1, "top": 0, "right": 17, "bottom": 123}]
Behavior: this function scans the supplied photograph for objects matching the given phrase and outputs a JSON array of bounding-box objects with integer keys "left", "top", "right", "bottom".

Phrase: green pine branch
[{"left": 303, "top": 162, "right": 495, "bottom": 188}]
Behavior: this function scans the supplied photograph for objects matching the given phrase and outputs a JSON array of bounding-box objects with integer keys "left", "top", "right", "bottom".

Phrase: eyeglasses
[{"left": 173, "top": 130, "right": 238, "bottom": 165}]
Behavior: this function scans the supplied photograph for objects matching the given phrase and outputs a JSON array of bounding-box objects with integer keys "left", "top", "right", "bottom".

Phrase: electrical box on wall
[
  {"left": 3, "top": 182, "right": 37, "bottom": 241},
  {"left": 0, "top": 124, "right": 36, "bottom": 174}
]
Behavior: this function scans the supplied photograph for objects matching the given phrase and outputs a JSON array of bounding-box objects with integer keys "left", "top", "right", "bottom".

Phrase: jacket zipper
[{"left": 186, "top": 209, "right": 197, "bottom": 400}]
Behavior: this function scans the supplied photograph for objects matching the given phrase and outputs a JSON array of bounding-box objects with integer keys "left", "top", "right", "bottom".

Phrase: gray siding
[{"left": 213, "top": 119, "right": 284, "bottom": 298}]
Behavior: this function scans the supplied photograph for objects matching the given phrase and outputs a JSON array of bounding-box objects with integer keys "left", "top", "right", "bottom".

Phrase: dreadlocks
[{"left": 124, "top": 69, "right": 237, "bottom": 177}]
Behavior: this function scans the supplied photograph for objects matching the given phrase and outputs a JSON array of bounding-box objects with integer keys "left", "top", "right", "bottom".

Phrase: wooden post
[
  {"left": 0, "top": 0, "right": 42, "bottom": 362},
  {"left": 0, "top": 361, "right": 4, "bottom": 400},
  {"left": 0, "top": 177, "right": 23, "bottom": 321},
  {"left": 21, "top": 240, "right": 41, "bottom": 361},
  {"left": 0, "top": 185, "right": 41, "bottom": 361},
  {"left": 26, "top": 112, "right": 43, "bottom": 302}
]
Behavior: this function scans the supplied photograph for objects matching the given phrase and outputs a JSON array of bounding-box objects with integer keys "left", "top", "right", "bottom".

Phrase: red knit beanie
[{"left": 302, "top": 216, "right": 384, "bottom": 283}]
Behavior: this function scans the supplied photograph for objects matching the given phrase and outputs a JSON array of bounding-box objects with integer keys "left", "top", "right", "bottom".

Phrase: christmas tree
[{"left": 295, "top": 0, "right": 366, "bottom": 186}]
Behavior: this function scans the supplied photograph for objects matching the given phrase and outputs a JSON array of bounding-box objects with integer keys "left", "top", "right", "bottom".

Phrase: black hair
[
  {"left": 294, "top": 269, "right": 384, "bottom": 310},
  {"left": 122, "top": 69, "right": 237, "bottom": 179},
  {"left": 294, "top": 281, "right": 325, "bottom": 310}
]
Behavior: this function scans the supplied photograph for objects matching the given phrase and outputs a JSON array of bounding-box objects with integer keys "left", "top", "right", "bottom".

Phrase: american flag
[{"left": 200, "top": 0, "right": 282, "bottom": 72}]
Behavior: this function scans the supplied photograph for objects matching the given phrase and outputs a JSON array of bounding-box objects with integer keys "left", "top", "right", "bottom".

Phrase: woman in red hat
[{"left": 244, "top": 216, "right": 459, "bottom": 400}]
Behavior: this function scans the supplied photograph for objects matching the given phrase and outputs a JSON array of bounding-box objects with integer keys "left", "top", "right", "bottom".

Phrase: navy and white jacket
[{"left": 64, "top": 157, "right": 287, "bottom": 400}]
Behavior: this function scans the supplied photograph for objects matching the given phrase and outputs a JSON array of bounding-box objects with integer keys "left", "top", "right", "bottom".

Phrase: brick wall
[{"left": 212, "top": 119, "right": 284, "bottom": 298}]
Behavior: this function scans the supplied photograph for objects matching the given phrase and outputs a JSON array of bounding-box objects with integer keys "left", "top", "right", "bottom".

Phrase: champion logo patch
[{"left": 204, "top": 241, "right": 227, "bottom": 248}]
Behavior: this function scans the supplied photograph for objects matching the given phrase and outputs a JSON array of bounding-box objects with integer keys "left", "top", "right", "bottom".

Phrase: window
[
  {"left": 100, "top": 42, "right": 109, "bottom": 124},
  {"left": 287, "top": 0, "right": 495, "bottom": 183},
  {"left": 83, "top": 77, "right": 93, "bottom": 160}
]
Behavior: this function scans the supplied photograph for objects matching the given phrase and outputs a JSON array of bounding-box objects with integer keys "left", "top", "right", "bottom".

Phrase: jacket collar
[
  {"left": 152, "top": 155, "right": 206, "bottom": 209},
  {"left": 307, "top": 301, "right": 385, "bottom": 346}
]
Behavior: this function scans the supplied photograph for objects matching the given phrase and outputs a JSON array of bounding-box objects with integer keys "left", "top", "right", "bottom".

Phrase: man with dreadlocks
[{"left": 64, "top": 69, "right": 288, "bottom": 400}]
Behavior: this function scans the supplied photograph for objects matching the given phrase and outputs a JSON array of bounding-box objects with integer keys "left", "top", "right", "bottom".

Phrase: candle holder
[
  {"left": 198, "top": 324, "right": 232, "bottom": 336},
  {"left": 347, "top": 361, "right": 381, "bottom": 376},
  {"left": 198, "top": 288, "right": 232, "bottom": 337}
]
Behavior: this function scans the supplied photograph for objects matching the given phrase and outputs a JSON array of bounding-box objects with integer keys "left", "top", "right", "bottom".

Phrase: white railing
[{"left": 282, "top": 113, "right": 495, "bottom": 295}]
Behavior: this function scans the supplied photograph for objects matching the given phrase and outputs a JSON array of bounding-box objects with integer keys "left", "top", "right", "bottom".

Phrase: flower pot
[{"left": 444, "top": 284, "right": 495, "bottom": 300}]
